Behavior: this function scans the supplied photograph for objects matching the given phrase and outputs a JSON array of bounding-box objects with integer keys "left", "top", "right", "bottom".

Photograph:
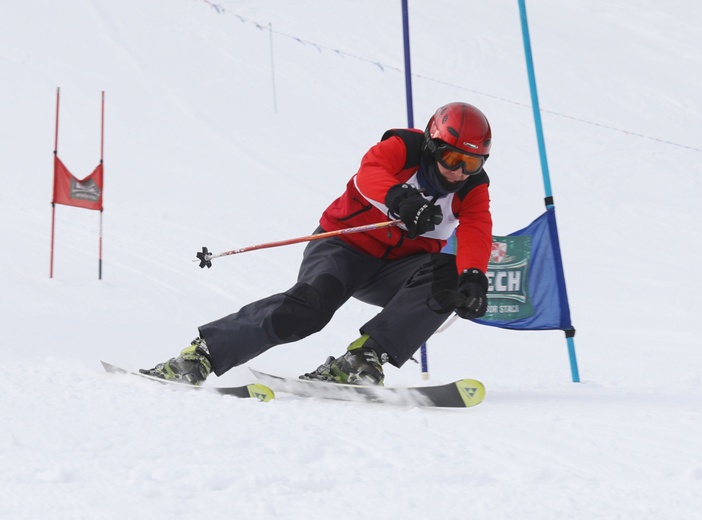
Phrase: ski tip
[
  {"left": 455, "top": 379, "right": 485, "bottom": 407},
  {"left": 246, "top": 383, "right": 275, "bottom": 402},
  {"left": 100, "top": 360, "right": 124, "bottom": 374}
]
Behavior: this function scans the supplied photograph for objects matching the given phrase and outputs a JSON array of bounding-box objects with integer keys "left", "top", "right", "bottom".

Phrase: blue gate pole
[
  {"left": 401, "top": 0, "right": 429, "bottom": 378},
  {"left": 401, "top": 0, "right": 415, "bottom": 129},
  {"left": 518, "top": 0, "right": 580, "bottom": 382}
]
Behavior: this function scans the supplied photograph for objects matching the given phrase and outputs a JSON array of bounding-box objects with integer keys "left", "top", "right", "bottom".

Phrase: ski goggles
[{"left": 436, "top": 144, "right": 486, "bottom": 175}]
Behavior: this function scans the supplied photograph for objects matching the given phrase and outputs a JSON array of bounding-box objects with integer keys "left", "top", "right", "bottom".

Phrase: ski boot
[
  {"left": 301, "top": 334, "right": 388, "bottom": 386},
  {"left": 140, "top": 338, "right": 212, "bottom": 386}
]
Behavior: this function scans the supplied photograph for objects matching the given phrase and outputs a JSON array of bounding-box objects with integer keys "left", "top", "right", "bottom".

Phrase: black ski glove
[
  {"left": 455, "top": 268, "right": 489, "bottom": 319},
  {"left": 425, "top": 268, "right": 489, "bottom": 318},
  {"left": 385, "top": 183, "right": 443, "bottom": 239}
]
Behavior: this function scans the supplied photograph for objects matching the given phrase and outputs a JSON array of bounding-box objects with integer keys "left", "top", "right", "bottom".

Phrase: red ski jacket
[{"left": 319, "top": 129, "right": 493, "bottom": 274}]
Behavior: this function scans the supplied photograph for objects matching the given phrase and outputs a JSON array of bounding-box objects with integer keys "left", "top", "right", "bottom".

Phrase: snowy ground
[{"left": 1, "top": 0, "right": 701, "bottom": 518}]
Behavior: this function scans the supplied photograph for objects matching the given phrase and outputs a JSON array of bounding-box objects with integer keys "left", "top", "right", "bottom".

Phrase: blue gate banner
[{"left": 442, "top": 207, "right": 573, "bottom": 331}]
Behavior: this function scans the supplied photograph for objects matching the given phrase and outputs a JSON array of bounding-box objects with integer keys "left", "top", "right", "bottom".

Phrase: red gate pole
[
  {"left": 98, "top": 91, "right": 105, "bottom": 280},
  {"left": 50, "top": 87, "right": 60, "bottom": 279}
]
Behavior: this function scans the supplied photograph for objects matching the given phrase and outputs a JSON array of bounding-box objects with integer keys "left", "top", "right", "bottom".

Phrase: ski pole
[{"left": 195, "top": 219, "right": 402, "bottom": 268}]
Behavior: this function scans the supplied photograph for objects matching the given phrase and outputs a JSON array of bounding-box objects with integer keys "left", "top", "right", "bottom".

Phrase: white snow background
[{"left": 1, "top": 0, "right": 701, "bottom": 518}]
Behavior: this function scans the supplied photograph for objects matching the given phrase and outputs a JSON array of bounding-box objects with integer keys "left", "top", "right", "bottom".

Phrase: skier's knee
[{"left": 271, "top": 275, "right": 344, "bottom": 341}]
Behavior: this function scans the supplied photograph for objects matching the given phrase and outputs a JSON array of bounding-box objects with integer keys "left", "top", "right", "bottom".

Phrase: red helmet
[{"left": 424, "top": 102, "right": 492, "bottom": 156}]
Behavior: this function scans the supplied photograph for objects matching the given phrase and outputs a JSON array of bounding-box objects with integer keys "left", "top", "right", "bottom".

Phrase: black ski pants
[{"left": 199, "top": 232, "right": 458, "bottom": 376}]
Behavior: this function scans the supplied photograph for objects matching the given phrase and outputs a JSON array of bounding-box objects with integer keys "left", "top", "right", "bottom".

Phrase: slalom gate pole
[
  {"left": 519, "top": 0, "right": 580, "bottom": 382},
  {"left": 195, "top": 220, "right": 402, "bottom": 268},
  {"left": 400, "top": 0, "right": 429, "bottom": 379},
  {"left": 50, "top": 87, "right": 60, "bottom": 279},
  {"left": 401, "top": 0, "right": 414, "bottom": 129},
  {"left": 98, "top": 91, "right": 105, "bottom": 280},
  {"left": 50, "top": 204, "right": 56, "bottom": 278}
]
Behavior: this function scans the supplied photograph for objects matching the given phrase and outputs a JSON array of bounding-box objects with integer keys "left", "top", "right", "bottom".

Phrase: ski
[
  {"left": 101, "top": 361, "right": 274, "bottom": 402},
  {"left": 250, "top": 369, "right": 484, "bottom": 408}
]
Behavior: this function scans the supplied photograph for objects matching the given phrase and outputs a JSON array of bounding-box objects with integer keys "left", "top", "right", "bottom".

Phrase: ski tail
[
  {"left": 455, "top": 379, "right": 485, "bottom": 407},
  {"left": 245, "top": 383, "right": 275, "bottom": 402},
  {"left": 212, "top": 382, "right": 275, "bottom": 401}
]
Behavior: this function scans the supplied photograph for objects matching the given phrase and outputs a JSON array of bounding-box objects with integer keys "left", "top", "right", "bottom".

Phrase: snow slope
[{"left": 1, "top": 0, "right": 700, "bottom": 518}]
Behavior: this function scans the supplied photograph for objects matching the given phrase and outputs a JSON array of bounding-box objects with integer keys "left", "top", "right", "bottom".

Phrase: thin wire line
[{"left": 199, "top": 1, "right": 701, "bottom": 153}]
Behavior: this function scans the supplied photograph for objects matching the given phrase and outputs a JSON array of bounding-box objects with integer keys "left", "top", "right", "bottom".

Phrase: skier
[{"left": 141, "top": 102, "right": 493, "bottom": 387}]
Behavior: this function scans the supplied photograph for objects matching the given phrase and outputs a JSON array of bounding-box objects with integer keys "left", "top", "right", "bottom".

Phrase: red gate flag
[{"left": 52, "top": 156, "right": 103, "bottom": 211}]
